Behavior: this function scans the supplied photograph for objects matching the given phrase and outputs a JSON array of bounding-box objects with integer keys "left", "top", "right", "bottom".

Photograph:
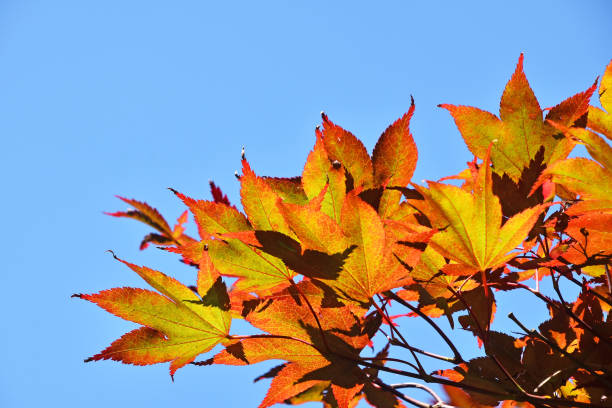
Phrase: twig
[
  {"left": 390, "top": 382, "right": 449, "bottom": 406},
  {"left": 385, "top": 291, "right": 465, "bottom": 364},
  {"left": 389, "top": 338, "right": 458, "bottom": 364},
  {"left": 372, "top": 300, "right": 427, "bottom": 375},
  {"left": 372, "top": 378, "right": 455, "bottom": 408}
]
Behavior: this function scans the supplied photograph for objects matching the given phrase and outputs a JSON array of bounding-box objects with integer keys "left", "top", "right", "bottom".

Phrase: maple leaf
[
  {"left": 263, "top": 176, "right": 309, "bottom": 205},
  {"left": 372, "top": 98, "right": 418, "bottom": 218},
  {"left": 172, "top": 189, "right": 295, "bottom": 294},
  {"left": 106, "top": 196, "right": 173, "bottom": 235},
  {"left": 75, "top": 255, "right": 231, "bottom": 377},
  {"left": 209, "top": 180, "right": 232, "bottom": 207},
  {"left": 441, "top": 54, "right": 595, "bottom": 181},
  {"left": 320, "top": 112, "right": 374, "bottom": 189},
  {"left": 241, "top": 159, "right": 296, "bottom": 238},
  {"left": 302, "top": 127, "right": 347, "bottom": 222},
  {"left": 416, "top": 149, "right": 545, "bottom": 274},
  {"left": 588, "top": 59, "right": 612, "bottom": 140},
  {"left": 207, "top": 281, "right": 372, "bottom": 408},
  {"left": 534, "top": 157, "right": 612, "bottom": 214}
]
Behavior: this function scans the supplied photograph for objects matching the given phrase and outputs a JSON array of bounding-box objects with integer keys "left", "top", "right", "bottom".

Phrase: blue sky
[{"left": 1, "top": 1, "right": 610, "bottom": 407}]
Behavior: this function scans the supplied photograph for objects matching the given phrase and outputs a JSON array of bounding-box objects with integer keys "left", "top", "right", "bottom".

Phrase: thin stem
[
  {"left": 493, "top": 281, "right": 612, "bottom": 347},
  {"left": 372, "top": 300, "right": 426, "bottom": 374},
  {"left": 385, "top": 291, "right": 464, "bottom": 364},
  {"left": 372, "top": 378, "right": 454, "bottom": 408},
  {"left": 389, "top": 338, "right": 458, "bottom": 364},
  {"left": 360, "top": 356, "right": 420, "bottom": 372},
  {"left": 390, "top": 382, "right": 447, "bottom": 405}
]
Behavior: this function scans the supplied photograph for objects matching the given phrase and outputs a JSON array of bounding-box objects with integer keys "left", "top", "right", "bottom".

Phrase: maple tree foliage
[{"left": 75, "top": 56, "right": 612, "bottom": 408}]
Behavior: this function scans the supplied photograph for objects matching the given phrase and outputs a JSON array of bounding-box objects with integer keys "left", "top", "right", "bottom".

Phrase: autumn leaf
[
  {"left": 534, "top": 157, "right": 612, "bottom": 214},
  {"left": 588, "top": 59, "right": 612, "bottom": 140},
  {"left": 416, "top": 149, "right": 545, "bottom": 274},
  {"left": 372, "top": 98, "right": 418, "bottom": 218},
  {"left": 75, "top": 256, "right": 231, "bottom": 377},
  {"left": 320, "top": 112, "right": 374, "bottom": 189},
  {"left": 208, "top": 281, "right": 371, "bottom": 408},
  {"left": 302, "top": 127, "right": 347, "bottom": 222},
  {"left": 263, "top": 176, "right": 309, "bottom": 205},
  {"left": 106, "top": 196, "right": 172, "bottom": 235},
  {"left": 441, "top": 54, "right": 595, "bottom": 181},
  {"left": 172, "top": 189, "right": 250, "bottom": 238},
  {"left": 209, "top": 180, "right": 233, "bottom": 207},
  {"left": 241, "top": 159, "right": 295, "bottom": 237}
]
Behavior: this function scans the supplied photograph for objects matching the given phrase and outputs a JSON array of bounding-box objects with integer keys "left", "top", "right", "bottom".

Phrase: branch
[
  {"left": 390, "top": 382, "right": 450, "bottom": 407},
  {"left": 385, "top": 291, "right": 465, "bottom": 364},
  {"left": 371, "top": 377, "right": 455, "bottom": 408}
]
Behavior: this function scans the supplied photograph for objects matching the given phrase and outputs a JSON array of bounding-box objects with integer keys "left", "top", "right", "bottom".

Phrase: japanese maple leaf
[
  {"left": 75, "top": 255, "right": 231, "bottom": 377},
  {"left": 173, "top": 189, "right": 296, "bottom": 294},
  {"left": 302, "top": 126, "right": 347, "bottom": 223},
  {"left": 105, "top": 196, "right": 195, "bottom": 249},
  {"left": 588, "top": 59, "right": 612, "bottom": 140},
  {"left": 416, "top": 148, "right": 545, "bottom": 275},
  {"left": 441, "top": 54, "right": 596, "bottom": 181},
  {"left": 274, "top": 188, "right": 428, "bottom": 302},
  {"left": 534, "top": 119, "right": 612, "bottom": 215},
  {"left": 372, "top": 97, "right": 418, "bottom": 218},
  {"left": 320, "top": 112, "right": 374, "bottom": 190},
  {"left": 205, "top": 281, "right": 387, "bottom": 408}
]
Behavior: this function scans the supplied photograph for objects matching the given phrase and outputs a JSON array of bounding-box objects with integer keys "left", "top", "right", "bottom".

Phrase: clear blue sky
[{"left": 1, "top": 1, "right": 610, "bottom": 407}]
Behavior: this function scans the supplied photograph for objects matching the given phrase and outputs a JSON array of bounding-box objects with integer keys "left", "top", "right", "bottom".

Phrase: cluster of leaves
[{"left": 76, "top": 56, "right": 612, "bottom": 408}]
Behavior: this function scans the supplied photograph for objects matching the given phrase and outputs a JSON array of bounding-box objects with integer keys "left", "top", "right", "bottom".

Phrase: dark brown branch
[{"left": 385, "top": 291, "right": 465, "bottom": 364}]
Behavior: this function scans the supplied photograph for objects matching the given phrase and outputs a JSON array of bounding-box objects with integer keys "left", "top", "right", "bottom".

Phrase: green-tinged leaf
[
  {"left": 417, "top": 181, "right": 477, "bottom": 267},
  {"left": 277, "top": 193, "right": 349, "bottom": 254},
  {"left": 441, "top": 55, "right": 596, "bottom": 181},
  {"left": 208, "top": 238, "right": 294, "bottom": 294},
  {"left": 241, "top": 159, "right": 294, "bottom": 237},
  {"left": 321, "top": 112, "right": 374, "bottom": 189},
  {"left": 114, "top": 256, "right": 231, "bottom": 335},
  {"left": 472, "top": 149, "right": 502, "bottom": 264},
  {"left": 78, "top": 269, "right": 230, "bottom": 376},
  {"left": 418, "top": 152, "right": 544, "bottom": 272},
  {"left": 536, "top": 158, "right": 612, "bottom": 205},
  {"left": 302, "top": 129, "right": 346, "bottom": 222},
  {"left": 599, "top": 59, "right": 612, "bottom": 113},
  {"left": 555, "top": 125, "right": 612, "bottom": 169},
  {"left": 439, "top": 105, "right": 522, "bottom": 179},
  {"left": 588, "top": 106, "right": 612, "bottom": 140},
  {"left": 488, "top": 205, "right": 545, "bottom": 267},
  {"left": 172, "top": 189, "right": 250, "bottom": 238},
  {"left": 263, "top": 176, "right": 309, "bottom": 205}
]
